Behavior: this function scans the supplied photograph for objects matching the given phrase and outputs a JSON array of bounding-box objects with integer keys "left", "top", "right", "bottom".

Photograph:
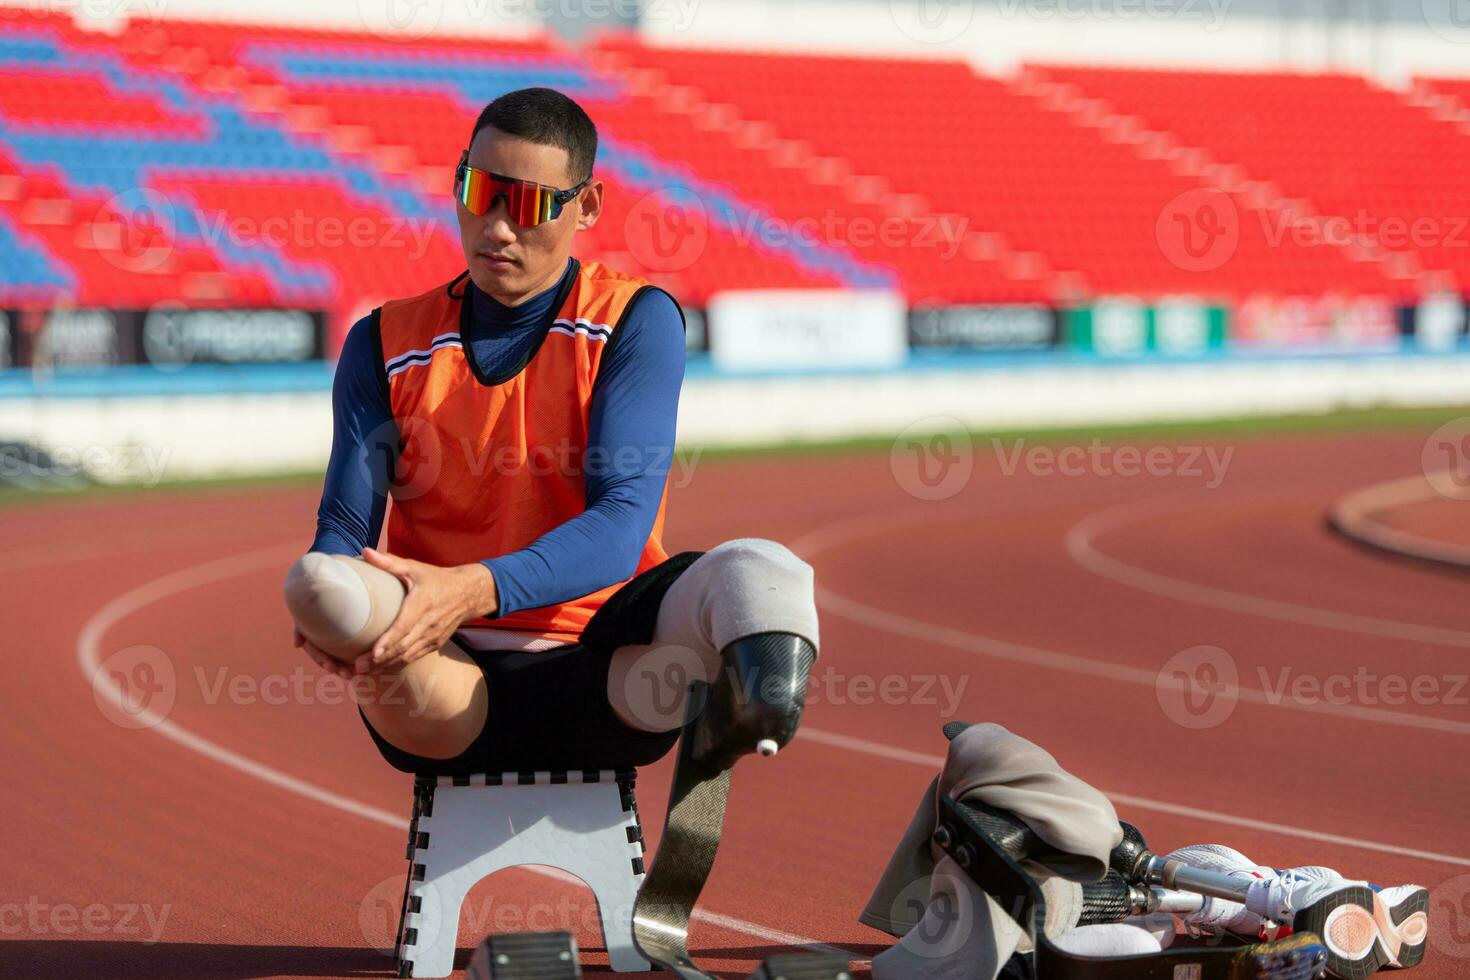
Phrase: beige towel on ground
[{"left": 861, "top": 723, "right": 1122, "bottom": 936}]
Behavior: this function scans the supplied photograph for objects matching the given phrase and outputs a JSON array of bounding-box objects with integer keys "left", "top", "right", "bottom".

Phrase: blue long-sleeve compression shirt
[{"left": 311, "top": 258, "right": 686, "bottom": 618}]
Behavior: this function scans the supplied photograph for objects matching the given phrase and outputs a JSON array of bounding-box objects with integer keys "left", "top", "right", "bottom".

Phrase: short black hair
[{"left": 470, "top": 87, "right": 597, "bottom": 184}]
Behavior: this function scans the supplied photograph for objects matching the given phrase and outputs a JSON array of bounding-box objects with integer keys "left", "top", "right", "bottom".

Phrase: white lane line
[
  {"left": 76, "top": 542, "right": 855, "bottom": 961},
  {"left": 792, "top": 512, "right": 1470, "bottom": 736},
  {"left": 795, "top": 728, "right": 1470, "bottom": 868},
  {"left": 695, "top": 910, "right": 864, "bottom": 958},
  {"left": 1329, "top": 471, "right": 1470, "bottom": 569},
  {"left": 1066, "top": 496, "right": 1470, "bottom": 648},
  {"left": 1097, "top": 791, "right": 1470, "bottom": 868}
]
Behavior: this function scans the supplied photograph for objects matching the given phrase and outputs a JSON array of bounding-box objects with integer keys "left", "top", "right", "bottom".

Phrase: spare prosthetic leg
[
  {"left": 1102, "top": 824, "right": 1403, "bottom": 979},
  {"left": 936, "top": 796, "right": 1330, "bottom": 980},
  {"left": 1155, "top": 846, "right": 1429, "bottom": 974}
]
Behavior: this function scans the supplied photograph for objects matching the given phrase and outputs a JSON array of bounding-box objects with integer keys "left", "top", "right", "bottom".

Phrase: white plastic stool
[{"left": 393, "top": 769, "right": 650, "bottom": 978}]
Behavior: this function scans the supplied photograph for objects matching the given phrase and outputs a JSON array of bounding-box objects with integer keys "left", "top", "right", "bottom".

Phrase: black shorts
[{"left": 360, "top": 552, "right": 702, "bottom": 776}]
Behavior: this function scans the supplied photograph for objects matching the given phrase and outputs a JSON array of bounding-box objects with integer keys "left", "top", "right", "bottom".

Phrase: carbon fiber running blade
[{"left": 631, "top": 726, "right": 731, "bottom": 980}]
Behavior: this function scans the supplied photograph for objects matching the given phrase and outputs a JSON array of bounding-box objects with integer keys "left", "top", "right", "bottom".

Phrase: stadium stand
[
  {"left": 594, "top": 38, "right": 1417, "bottom": 301},
  {"left": 1419, "top": 76, "right": 1470, "bottom": 110},
  {"left": 1036, "top": 65, "right": 1470, "bottom": 291},
  {"left": 1, "top": 9, "right": 1466, "bottom": 346}
]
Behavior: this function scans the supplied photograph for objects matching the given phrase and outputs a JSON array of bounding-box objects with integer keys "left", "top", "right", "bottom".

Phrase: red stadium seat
[{"left": 1, "top": 9, "right": 1462, "bottom": 335}]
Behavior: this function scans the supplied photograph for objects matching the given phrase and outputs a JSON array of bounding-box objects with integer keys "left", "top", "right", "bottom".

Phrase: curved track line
[
  {"left": 792, "top": 511, "right": 1470, "bottom": 736},
  {"left": 1066, "top": 497, "right": 1470, "bottom": 648},
  {"left": 75, "top": 541, "right": 852, "bottom": 960},
  {"left": 1328, "top": 472, "right": 1470, "bottom": 571}
]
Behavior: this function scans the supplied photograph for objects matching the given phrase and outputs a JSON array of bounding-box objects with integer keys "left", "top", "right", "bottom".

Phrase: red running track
[{"left": 3, "top": 426, "right": 1469, "bottom": 978}]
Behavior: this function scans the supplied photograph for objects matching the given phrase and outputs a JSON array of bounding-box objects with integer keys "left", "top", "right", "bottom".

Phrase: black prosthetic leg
[
  {"left": 688, "top": 632, "right": 818, "bottom": 771},
  {"left": 631, "top": 632, "right": 828, "bottom": 980}
]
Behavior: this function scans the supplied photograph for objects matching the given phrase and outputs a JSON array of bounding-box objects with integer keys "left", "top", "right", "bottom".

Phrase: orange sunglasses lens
[{"left": 458, "top": 167, "right": 556, "bottom": 226}]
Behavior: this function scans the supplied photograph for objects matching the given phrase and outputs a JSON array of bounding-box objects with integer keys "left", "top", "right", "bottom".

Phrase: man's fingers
[
  {"left": 372, "top": 588, "right": 432, "bottom": 661},
  {"left": 371, "top": 626, "right": 401, "bottom": 663},
  {"left": 371, "top": 623, "right": 450, "bottom": 674},
  {"left": 311, "top": 646, "right": 351, "bottom": 681},
  {"left": 304, "top": 642, "right": 351, "bottom": 681},
  {"left": 366, "top": 630, "right": 411, "bottom": 671},
  {"left": 372, "top": 606, "right": 417, "bottom": 661},
  {"left": 400, "top": 637, "right": 438, "bottom": 668},
  {"left": 302, "top": 640, "right": 352, "bottom": 680},
  {"left": 362, "top": 547, "right": 414, "bottom": 582},
  {"left": 376, "top": 620, "right": 433, "bottom": 669}
]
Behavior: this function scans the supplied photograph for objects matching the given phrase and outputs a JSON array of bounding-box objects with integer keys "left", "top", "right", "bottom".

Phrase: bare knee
[
  {"left": 358, "top": 644, "right": 489, "bottom": 759},
  {"left": 285, "top": 555, "right": 485, "bottom": 758}
]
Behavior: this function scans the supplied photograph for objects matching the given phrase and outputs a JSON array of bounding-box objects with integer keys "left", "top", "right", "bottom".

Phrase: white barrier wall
[
  {"left": 3, "top": 355, "right": 1468, "bottom": 483},
  {"left": 639, "top": 0, "right": 1470, "bottom": 84},
  {"left": 7, "top": 0, "right": 1470, "bottom": 83}
]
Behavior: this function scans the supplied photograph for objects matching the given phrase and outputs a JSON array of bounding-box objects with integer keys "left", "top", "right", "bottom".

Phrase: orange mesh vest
[{"left": 374, "top": 259, "right": 673, "bottom": 641}]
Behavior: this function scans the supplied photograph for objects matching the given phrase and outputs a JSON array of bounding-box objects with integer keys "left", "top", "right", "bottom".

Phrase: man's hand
[
  {"left": 358, "top": 547, "right": 498, "bottom": 673},
  {"left": 294, "top": 626, "right": 356, "bottom": 681}
]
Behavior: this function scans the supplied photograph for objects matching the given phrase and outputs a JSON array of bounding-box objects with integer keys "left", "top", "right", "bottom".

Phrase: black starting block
[
  {"left": 467, "top": 931, "right": 851, "bottom": 980},
  {"left": 748, "top": 952, "right": 853, "bottom": 980},
  {"left": 467, "top": 932, "right": 580, "bottom": 980}
]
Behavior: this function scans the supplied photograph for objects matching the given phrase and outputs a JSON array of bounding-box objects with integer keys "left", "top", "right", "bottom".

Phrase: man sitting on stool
[{"left": 281, "top": 86, "right": 819, "bottom": 781}]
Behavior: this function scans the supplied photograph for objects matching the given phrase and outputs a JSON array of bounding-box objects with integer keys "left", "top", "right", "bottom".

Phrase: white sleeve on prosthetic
[{"left": 283, "top": 552, "right": 405, "bottom": 660}]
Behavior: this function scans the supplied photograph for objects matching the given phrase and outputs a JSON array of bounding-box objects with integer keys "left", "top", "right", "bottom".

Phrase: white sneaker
[
  {"left": 1166, "top": 845, "right": 1390, "bottom": 979},
  {"left": 1291, "top": 866, "right": 1429, "bottom": 970}
]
